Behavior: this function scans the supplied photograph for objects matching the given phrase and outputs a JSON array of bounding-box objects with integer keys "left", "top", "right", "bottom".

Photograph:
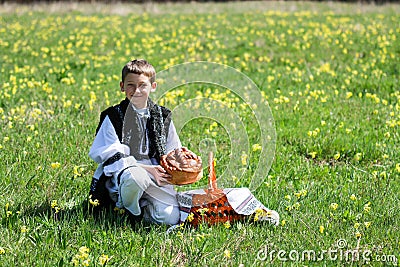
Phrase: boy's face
[{"left": 120, "top": 73, "right": 156, "bottom": 109}]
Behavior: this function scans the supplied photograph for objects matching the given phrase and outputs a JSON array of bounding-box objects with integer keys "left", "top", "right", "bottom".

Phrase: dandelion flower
[
  {"left": 334, "top": 152, "right": 340, "bottom": 160},
  {"left": 319, "top": 225, "right": 325, "bottom": 234}
]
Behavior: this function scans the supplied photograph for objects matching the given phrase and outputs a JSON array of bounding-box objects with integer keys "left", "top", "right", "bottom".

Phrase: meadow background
[{"left": 0, "top": 1, "right": 399, "bottom": 266}]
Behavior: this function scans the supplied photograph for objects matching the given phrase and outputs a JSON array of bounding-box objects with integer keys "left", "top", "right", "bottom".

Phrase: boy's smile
[{"left": 120, "top": 73, "right": 156, "bottom": 109}]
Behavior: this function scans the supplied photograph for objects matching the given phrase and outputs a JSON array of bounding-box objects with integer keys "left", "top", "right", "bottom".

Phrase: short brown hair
[{"left": 121, "top": 59, "right": 156, "bottom": 83}]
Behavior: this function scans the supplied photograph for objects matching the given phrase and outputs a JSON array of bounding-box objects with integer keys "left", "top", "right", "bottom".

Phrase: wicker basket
[{"left": 186, "top": 152, "right": 246, "bottom": 227}]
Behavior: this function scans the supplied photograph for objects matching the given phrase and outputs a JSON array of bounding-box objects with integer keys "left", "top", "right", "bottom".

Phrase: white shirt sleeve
[
  {"left": 166, "top": 120, "right": 182, "bottom": 154},
  {"left": 89, "top": 116, "right": 136, "bottom": 177},
  {"left": 89, "top": 116, "right": 130, "bottom": 163}
]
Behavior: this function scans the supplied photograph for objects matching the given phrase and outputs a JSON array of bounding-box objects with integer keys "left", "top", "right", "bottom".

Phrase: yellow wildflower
[
  {"left": 51, "top": 200, "right": 58, "bottom": 209},
  {"left": 330, "top": 203, "right": 338, "bottom": 210},
  {"left": 252, "top": 144, "right": 262, "bottom": 152},
  {"left": 396, "top": 163, "right": 400, "bottom": 173},
  {"left": 355, "top": 232, "right": 362, "bottom": 238},
  {"left": 79, "top": 246, "right": 90, "bottom": 257},
  {"left": 319, "top": 225, "right": 325, "bottom": 234},
  {"left": 350, "top": 194, "right": 357, "bottom": 201},
  {"left": 241, "top": 153, "right": 248, "bottom": 165},
  {"left": 334, "top": 152, "right": 340, "bottom": 160},
  {"left": 187, "top": 213, "right": 194, "bottom": 222},
  {"left": 73, "top": 166, "right": 84, "bottom": 178},
  {"left": 224, "top": 249, "right": 231, "bottom": 259},
  {"left": 224, "top": 221, "right": 231, "bottom": 229},
  {"left": 99, "top": 254, "right": 110, "bottom": 265},
  {"left": 309, "top": 151, "right": 317, "bottom": 159},
  {"left": 89, "top": 198, "right": 100, "bottom": 207},
  {"left": 364, "top": 222, "right": 371, "bottom": 228},
  {"left": 254, "top": 208, "right": 268, "bottom": 222},
  {"left": 363, "top": 202, "right": 371, "bottom": 213},
  {"left": 0, "top": 247, "right": 5, "bottom": 254},
  {"left": 197, "top": 208, "right": 209, "bottom": 216},
  {"left": 51, "top": 162, "right": 61, "bottom": 169},
  {"left": 354, "top": 153, "right": 362, "bottom": 161}
]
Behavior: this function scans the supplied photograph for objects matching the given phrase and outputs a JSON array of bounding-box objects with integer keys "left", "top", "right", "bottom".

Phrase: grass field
[{"left": 0, "top": 1, "right": 399, "bottom": 266}]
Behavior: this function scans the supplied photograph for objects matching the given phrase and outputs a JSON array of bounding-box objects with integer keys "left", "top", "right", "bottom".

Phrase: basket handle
[{"left": 208, "top": 151, "right": 218, "bottom": 191}]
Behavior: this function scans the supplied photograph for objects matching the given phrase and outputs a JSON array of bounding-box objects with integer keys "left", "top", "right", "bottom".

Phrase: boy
[{"left": 89, "top": 59, "right": 181, "bottom": 225}]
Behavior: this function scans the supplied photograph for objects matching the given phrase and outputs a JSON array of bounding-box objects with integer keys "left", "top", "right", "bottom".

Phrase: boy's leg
[
  {"left": 141, "top": 185, "right": 180, "bottom": 225},
  {"left": 118, "top": 166, "right": 151, "bottom": 216},
  {"left": 118, "top": 166, "right": 180, "bottom": 225}
]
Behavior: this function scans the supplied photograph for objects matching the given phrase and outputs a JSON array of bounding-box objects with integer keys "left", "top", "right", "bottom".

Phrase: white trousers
[{"left": 116, "top": 165, "right": 180, "bottom": 225}]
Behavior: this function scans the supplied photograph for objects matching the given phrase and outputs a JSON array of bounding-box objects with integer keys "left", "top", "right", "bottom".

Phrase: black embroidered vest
[{"left": 95, "top": 98, "right": 172, "bottom": 163}]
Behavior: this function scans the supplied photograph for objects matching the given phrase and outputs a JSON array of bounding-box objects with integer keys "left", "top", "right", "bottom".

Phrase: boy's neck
[{"left": 130, "top": 100, "right": 148, "bottom": 110}]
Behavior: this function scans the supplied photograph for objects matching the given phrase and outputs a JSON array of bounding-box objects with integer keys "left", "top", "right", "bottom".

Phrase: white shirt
[{"left": 89, "top": 113, "right": 182, "bottom": 180}]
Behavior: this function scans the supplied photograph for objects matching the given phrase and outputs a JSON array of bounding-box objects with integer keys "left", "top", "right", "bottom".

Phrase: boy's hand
[{"left": 140, "top": 164, "right": 172, "bottom": 186}]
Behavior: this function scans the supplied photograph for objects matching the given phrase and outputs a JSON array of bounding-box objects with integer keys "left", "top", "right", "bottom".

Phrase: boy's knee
[
  {"left": 144, "top": 203, "right": 180, "bottom": 225},
  {"left": 122, "top": 166, "right": 151, "bottom": 190}
]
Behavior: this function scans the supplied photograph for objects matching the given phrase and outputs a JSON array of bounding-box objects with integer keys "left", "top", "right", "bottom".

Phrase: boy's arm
[
  {"left": 89, "top": 116, "right": 135, "bottom": 177},
  {"left": 165, "top": 120, "right": 182, "bottom": 154}
]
